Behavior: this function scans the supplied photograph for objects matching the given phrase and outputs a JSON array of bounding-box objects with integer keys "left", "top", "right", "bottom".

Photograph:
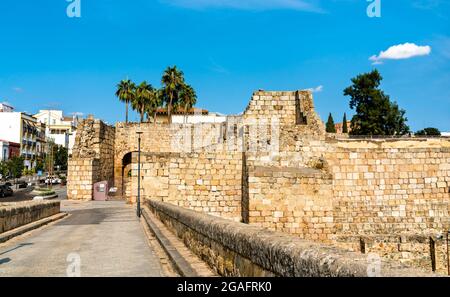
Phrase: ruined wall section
[
  {"left": 68, "top": 118, "right": 115, "bottom": 200},
  {"left": 241, "top": 90, "right": 332, "bottom": 237}
]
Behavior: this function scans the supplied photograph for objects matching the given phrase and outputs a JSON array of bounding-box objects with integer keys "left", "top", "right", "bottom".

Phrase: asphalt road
[
  {"left": 0, "top": 200, "right": 164, "bottom": 277},
  {"left": 0, "top": 185, "right": 67, "bottom": 203}
]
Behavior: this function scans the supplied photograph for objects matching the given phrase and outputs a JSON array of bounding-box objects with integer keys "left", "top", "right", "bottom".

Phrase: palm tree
[
  {"left": 133, "top": 81, "right": 154, "bottom": 123},
  {"left": 161, "top": 66, "right": 184, "bottom": 124},
  {"left": 115, "top": 79, "right": 136, "bottom": 123},
  {"left": 179, "top": 84, "right": 197, "bottom": 123},
  {"left": 145, "top": 88, "right": 164, "bottom": 126}
]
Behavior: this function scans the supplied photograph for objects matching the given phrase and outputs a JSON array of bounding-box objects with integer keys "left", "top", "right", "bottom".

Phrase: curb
[
  {"left": 141, "top": 206, "right": 198, "bottom": 277},
  {"left": 0, "top": 212, "right": 68, "bottom": 244},
  {"left": 33, "top": 194, "right": 59, "bottom": 201}
]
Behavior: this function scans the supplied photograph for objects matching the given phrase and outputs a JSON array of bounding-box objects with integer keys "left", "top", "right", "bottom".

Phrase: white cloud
[
  {"left": 161, "top": 0, "right": 324, "bottom": 12},
  {"left": 12, "top": 87, "right": 23, "bottom": 93},
  {"left": 369, "top": 43, "right": 431, "bottom": 65},
  {"left": 305, "top": 85, "right": 323, "bottom": 93}
]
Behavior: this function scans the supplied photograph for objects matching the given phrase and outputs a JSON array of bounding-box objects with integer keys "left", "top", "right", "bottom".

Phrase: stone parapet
[
  {"left": 147, "top": 200, "right": 433, "bottom": 277},
  {"left": 0, "top": 201, "right": 61, "bottom": 233}
]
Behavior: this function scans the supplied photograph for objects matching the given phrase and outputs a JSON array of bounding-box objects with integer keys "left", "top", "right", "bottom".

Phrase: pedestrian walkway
[{"left": 0, "top": 200, "right": 164, "bottom": 276}]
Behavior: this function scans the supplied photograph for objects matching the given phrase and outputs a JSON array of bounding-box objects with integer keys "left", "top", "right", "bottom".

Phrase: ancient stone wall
[
  {"left": 0, "top": 201, "right": 60, "bottom": 233},
  {"left": 334, "top": 233, "right": 450, "bottom": 274},
  {"left": 243, "top": 90, "right": 324, "bottom": 134},
  {"left": 114, "top": 122, "right": 229, "bottom": 197},
  {"left": 147, "top": 200, "right": 432, "bottom": 277},
  {"left": 130, "top": 151, "right": 242, "bottom": 221},
  {"left": 68, "top": 118, "right": 115, "bottom": 200},
  {"left": 327, "top": 138, "right": 450, "bottom": 236},
  {"left": 68, "top": 89, "right": 450, "bottom": 273},
  {"left": 245, "top": 164, "right": 334, "bottom": 241}
]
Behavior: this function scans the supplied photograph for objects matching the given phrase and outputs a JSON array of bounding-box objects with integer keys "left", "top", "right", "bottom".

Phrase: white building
[
  {"left": 155, "top": 108, "right": 227, "bottom": 124},
  {"left": 442, "top": 132, "right": 450, "bottom": 137},
  {"left": 0, "top": 112, "right": 43, "bottom": 169},
  {"left": 0, "top": 102, "right": 14, "bottom": 113},
  {"left": 33, "top": 110, "right": 79, "bottom": 153},
  {"left": 0, "top": 140, "right": 9, "bottom": 161},
  {"left": 172, "top": 112, "right": 227, "bottom": 124}
]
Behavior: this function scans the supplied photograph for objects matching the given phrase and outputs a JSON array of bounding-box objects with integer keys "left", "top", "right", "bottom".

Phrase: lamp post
[{"left": 136, "top": 131, "right": 143, "bottom": 218}]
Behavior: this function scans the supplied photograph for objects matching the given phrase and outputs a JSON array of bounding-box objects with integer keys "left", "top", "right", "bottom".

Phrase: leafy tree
[
  {"left": 116, "top": 79, "right": 136, "bottom": 123},
  {"left": 8, "top": 156, "right": 24, "bottom": 179},
  {"left": 145, "top": 88, "right": 163, "bottom": 125},
  {"left": 342, "top": 113, "right": 348, "bottom": 134},
  {"left": 0, "top": 161, "right": 8, "bottom": 177},
  {"left": 133, "top": 81, "right": 154, "bottom": 123},
  {"left": 35, "top": 159, "right": 45, "bottom": 172},
  {"left": 161, "top": 66, "right": 185, "bottom": 124},
  {"left": 415, "top": 127, "right": 441, "bottom": 136},
  {"left": 54, "top": 146, "right": 68, "bottom": 171},
  {"left": 344, "top": 70, "right": 410, "bottom": 136},
  {"left": 179, "top": 84, "right": 197, "bottom": 123},
  {"left": 326, "top": 113, "right": 336, "bottom": 133}
]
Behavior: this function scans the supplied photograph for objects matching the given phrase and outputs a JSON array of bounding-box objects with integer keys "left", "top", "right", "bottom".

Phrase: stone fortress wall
[
  {"left": 67, "top": 117, "right": 115, "bottom": 200},
  {"left": 68, "top": 89, "right": 450, "bottom": 273}
]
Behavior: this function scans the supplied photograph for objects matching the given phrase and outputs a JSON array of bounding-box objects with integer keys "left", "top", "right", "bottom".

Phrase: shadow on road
[
  {"left": 0, "top": 258, "right": 11, "bottom": 265},
  {"left": 0, "top": 243, "right": 33, "bottom": 256}
]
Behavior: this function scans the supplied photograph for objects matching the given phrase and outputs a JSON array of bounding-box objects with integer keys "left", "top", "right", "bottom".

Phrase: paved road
[
  {"left": 0, "top": 185, "right": 68, "bottom": 203},
  {"left": 0, "top": 200, "right": 164, "bottom": 276}
]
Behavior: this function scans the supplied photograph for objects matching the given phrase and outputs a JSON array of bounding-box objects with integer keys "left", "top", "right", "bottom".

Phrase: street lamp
[{"left": 136, "top": 131, "right": 143, "bottom": 218}]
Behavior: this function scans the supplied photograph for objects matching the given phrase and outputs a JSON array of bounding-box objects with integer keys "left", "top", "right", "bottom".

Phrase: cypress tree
[
  {"left": 342, "top": 113, "right": 348, "bottom": 133},
  {"left": 326, "top": 113, "right": 336, "bottom": 133}
]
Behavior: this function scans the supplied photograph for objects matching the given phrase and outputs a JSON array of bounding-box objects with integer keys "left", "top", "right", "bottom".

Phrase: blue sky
[{"left": 0, "top": 0, "right": 449, "bottom": 131}]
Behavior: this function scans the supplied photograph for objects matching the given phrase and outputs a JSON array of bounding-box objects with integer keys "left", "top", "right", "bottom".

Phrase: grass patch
[{"left": 36, "top": 190, "right": 56, "bottom": 196}]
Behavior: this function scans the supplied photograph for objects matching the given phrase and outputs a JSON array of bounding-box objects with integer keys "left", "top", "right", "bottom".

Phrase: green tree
[
  {"left": 344, "top": 70, "right": 410, "bottom": 136},
  {"left": 54, "top": 146, "right": 68, "bottom": 171},
  {"left": 35, "top": 159, "right": 45, "bottom": 172},
  {"left": 161, "top": 66, "right": 185, "bottom": 124},
  {"left": 179, "top": 84, "right": 197, "bottom": 123},
  {"left": 133, "top": 81, "right": 154, "bottom": 123},
  {"left": 0, "top": 161, "right": 8, "bottom": 177},
  {"left": 116, "top": 79, "right": 136, "bottom": 123},
  {"left": 326, "top": 113, "right": 336, "bottom": 133},
  {"left": 415, "top": 127, "right": 441, "bottom": 136},
  {"left": 145, "top": 88, "right": 163, "bottom": 125},
  {"left": 342, "top": 113, "right": 348, "bottom": 134},
  {"left": 8, "top": 156, "right": 24, "bottom": 179}
]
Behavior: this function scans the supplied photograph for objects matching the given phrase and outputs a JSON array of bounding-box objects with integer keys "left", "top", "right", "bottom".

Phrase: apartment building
[
  {"left": 34, "top": 110, "right": 79, "bottom": 153},
  {"left": 0, "top": 112, "right": 45, "bottom": 169}
]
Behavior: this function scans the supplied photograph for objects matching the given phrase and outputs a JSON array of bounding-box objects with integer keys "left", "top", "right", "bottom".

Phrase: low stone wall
[
  {"left": 0, "top": 201, "right": 60, "bottom": 233},
  {"left": 147, "top": 200, "right": 432, "bottom": 277},
  {"left": 333, "top": 233, "right": 450, "bottom": 275}
]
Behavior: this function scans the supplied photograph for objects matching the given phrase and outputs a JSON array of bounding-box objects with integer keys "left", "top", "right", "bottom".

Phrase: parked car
[
  {"left": 45, "top": 176, "right": 61, "bottom": 185},
  {"left": 0, "top": 185, "right": 13, "bottom": 198},
  {"left": 17, "top": 180, "right": 28, "bottom": 188}
]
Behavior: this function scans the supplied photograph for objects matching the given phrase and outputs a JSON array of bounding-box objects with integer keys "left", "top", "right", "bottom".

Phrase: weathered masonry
[{"left": 68, "top": 90, "right": 450, "bottom": 273}]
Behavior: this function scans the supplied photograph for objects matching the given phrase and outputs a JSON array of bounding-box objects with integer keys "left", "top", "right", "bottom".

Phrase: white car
[{"left": 45, "top": 176, "right": 61, "bottom": 185}]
